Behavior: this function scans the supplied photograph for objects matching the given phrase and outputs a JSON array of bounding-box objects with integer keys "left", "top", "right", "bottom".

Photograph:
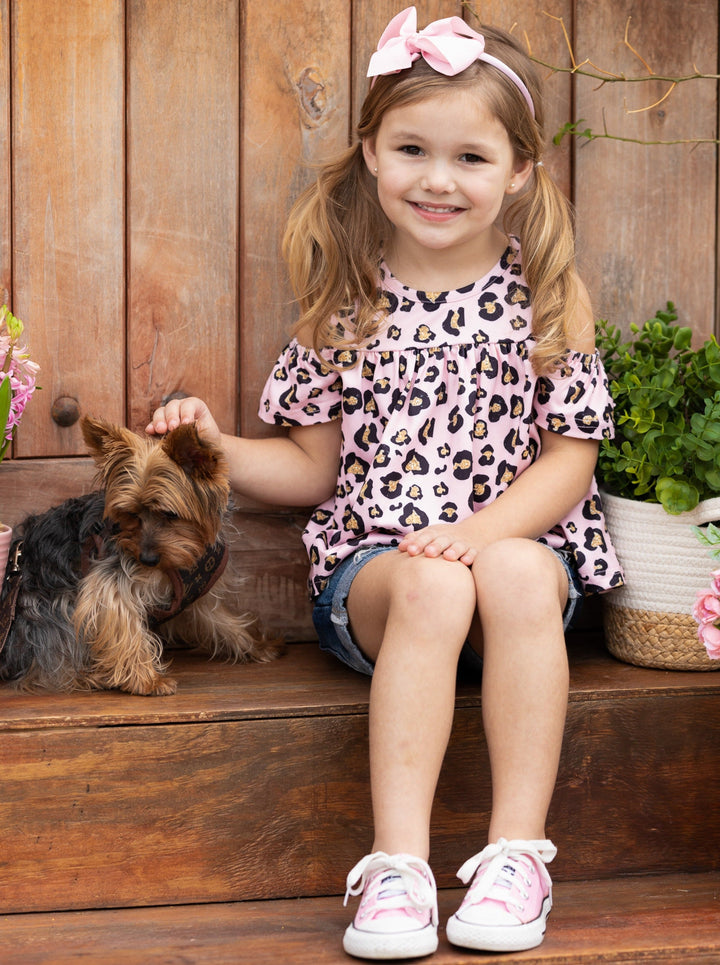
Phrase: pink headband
[{"left": 367, "top": 6, "right": 535, "bottom": 119}]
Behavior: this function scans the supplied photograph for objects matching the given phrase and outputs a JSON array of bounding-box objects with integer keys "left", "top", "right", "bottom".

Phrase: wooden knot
[{"left": 296, "top": 67, "right": 326, "bottom": 126}]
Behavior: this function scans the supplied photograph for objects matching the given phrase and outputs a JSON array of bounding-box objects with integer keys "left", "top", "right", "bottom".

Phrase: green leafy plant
[
  {"left": 596, "top": 303, "right": 720, "bottom": 515},
  {"left": 694, "top": 522, "right": 720, "bottom": 560}
]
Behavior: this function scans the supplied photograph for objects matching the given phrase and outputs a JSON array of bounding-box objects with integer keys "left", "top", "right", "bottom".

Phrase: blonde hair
[{"left": 282, "top": 24, "right": 579, "bottom": 374}]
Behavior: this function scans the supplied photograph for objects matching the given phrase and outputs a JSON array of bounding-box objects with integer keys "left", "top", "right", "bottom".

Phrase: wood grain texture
[
  {"left": 0, "top": 0, "right": 9, "bottom": 309},
  {"left": 1, "top": 874, "right": 720, "bottom": 964},
  {"left": 3, "top": 632, "right": 719, "bottom": 732},
  {"left": 127, "top": 0, "right": 240, "bottom": 434},
  {"left": 574, "top": 0, "right": 718, "bottom": 338},
  {"left": 11, "top": 0, "right": 125, "bottom": 455},
  {"left": 0, "top": 458, "right": 97, "bottom": 527},
  {"left": 2, "top": 638, "right": 718, "bottom": 912},
  {"left": 239, "top": 0, "right": 350, "bottom": 436}
]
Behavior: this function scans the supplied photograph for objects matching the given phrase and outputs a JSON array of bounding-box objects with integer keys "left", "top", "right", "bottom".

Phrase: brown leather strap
[
  {"left": 80, "top": 519, "right": 116, "bottom": 577},
  {"left": 0, "top": 542, "right": 23, "bottom": 654},
  {"left": 149, "top": 540, "right": 229, "bottom": 626}
]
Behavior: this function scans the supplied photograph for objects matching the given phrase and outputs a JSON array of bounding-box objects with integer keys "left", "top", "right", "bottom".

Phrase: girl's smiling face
[{"left": 363, "top": 87, "right": 532, "bottom": 289}]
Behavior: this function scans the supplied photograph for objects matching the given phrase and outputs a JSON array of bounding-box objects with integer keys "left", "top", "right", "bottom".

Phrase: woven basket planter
[{"left": 601, "top": 491, "right": 720, "bottom": 671}]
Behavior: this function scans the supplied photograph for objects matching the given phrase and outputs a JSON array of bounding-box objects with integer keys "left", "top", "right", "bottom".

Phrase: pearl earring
[{"left": 374, "top": 167, "right": 378, "bottom": 174}]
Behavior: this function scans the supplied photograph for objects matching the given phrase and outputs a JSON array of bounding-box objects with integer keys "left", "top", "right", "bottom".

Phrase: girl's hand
[
  {"left": 398, "top": 522, "right": 481, "bottom": 566},
  {"left": 146, "top": 397, "right": 221, "bottom": 447}
]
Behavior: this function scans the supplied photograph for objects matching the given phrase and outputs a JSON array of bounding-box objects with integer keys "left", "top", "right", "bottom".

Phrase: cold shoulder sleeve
[
  {"left": 258, "top": 338, "right": 344, "bottom": 427},
  {"left": 533, "top": 350, "right": 615, "bottom": 440}
]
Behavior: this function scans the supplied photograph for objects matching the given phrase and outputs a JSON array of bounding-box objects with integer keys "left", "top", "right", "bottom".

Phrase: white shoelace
[
  {"left": 456, "top": 838, "right": 556, "bottom": 906},
  {"left": 344, "top": 851, "right": 439, "bottom": 925}
]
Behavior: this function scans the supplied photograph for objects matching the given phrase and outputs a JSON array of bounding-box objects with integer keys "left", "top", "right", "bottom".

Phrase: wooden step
[
  {"left": 1, "top": 872, "right": 719, "bottom": 964},
  {"left": 2, "top": 633, "right": 720, "bottom": 914}
]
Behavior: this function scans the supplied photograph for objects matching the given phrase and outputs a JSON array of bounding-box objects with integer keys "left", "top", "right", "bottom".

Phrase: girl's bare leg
[
  {"left": 347, "top": 551, "right": 477, "bottom": 859},
  {"left": 470, "top": 538, "right": 570, "bottom": 842}
]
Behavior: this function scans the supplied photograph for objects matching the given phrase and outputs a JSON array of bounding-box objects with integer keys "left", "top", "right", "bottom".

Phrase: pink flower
[
  {"left": 697, "top": 621, "right": 720, "bottom": 660},
  {"left": 692, "top": 532, "right": 720, "bottom": 660},
  {"left": 710, "top": 569, "right": 720, "bottom": 595},
  {"left": 693, "top": 580, "right": 720, "bottom": 660},
  {"left": 0, "top": 306, "right": 39, "bottom": 454},
  {"left": 692, "top": 588, "right": 720, "bottom": 626}
]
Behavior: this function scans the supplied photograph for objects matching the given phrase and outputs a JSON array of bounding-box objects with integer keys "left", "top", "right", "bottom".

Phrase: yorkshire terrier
[{"left": 0, "top": 416, "right": 281, "bottom": 695}]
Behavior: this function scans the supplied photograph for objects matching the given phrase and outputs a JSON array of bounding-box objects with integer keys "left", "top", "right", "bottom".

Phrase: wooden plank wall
[
  {"left": 11, "top": 0, "right": 125, "bottom": 457},
  {"left": 574, "top": 0, "right": 719, "bottom": 342},
  {"left": 0, "top": 0, "right": 718, "bottom": 638}
]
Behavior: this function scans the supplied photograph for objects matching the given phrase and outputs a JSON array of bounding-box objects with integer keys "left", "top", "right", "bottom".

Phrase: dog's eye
[{"left": 162, "top": 510, "right": 179, "bottom": 521}]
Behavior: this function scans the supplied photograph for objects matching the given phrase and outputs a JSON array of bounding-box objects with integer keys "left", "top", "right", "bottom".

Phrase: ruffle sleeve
[
  {"left": 258, "top": 338, "right": 344, "bottom": 427},
  {"left": 533, "top": 350, "right": 615, "bottom": 440}
]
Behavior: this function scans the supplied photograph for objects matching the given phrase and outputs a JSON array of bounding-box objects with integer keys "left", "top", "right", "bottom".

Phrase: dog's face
[{"left": 81, "top": 417, "right": 230, "bottom": 571}]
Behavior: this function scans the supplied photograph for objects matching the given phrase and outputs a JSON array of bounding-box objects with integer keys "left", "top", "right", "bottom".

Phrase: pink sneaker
[
  {"left": 342, "top": 852, "right": 439, "bottom": 960},
  {"left": 446, "top": 838, "right": 556, "bottom": 952}
]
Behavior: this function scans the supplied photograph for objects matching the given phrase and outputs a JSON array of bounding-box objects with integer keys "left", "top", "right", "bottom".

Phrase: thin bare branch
[
  {"left": 623, "top": 17, "right": 654, "bottom": 76},
  {"left": 625, "top": 82, "right": 677, "bottom": 115},
  {"left": 529, "top": 57, "right": 716, "bottom": 85},
  {"left": 542, "top": 11, "right": 577, "bottom": 69},
  {"left": 523, "top": 29, "right": 532, "bottom": 57},
  {"left": 462, "top": 1, "right": 719, "bottom": 146}
]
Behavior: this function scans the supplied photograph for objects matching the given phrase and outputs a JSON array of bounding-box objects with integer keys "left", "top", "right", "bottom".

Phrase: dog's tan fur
[{"left": 0, "top": 417, "right": 281, "bottom": 696}]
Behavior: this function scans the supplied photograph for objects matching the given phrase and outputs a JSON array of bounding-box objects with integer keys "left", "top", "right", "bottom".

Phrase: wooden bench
[{"left": 1, "top": 628, "right": 719, "bottom": 962}]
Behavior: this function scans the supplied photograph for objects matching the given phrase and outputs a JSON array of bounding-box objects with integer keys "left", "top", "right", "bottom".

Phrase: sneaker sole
[
  {"left": 343, "top": 923, "right": 438, "bottom": 960},
  {"left": 446, "top": 895, "right": 552, "bottom": 953}
]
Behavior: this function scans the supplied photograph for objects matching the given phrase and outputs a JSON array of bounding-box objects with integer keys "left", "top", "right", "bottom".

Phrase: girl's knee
[
  {"left": 475, "top": 537, "right": 553, "bottom": 574},
  {"left": 473, "top": 539, "right": 564, "bottom": 604},
  {"left": 390, "top": 555, "right": 477, "bottom": 624}
]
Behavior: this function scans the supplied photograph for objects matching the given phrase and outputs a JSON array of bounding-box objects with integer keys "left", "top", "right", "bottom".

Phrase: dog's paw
[
  {"left": 251, "top": 637, "right": 286, "bottom": 663},
  {"left": 127, "top": 675, "right": 178, "bottom": 697}
]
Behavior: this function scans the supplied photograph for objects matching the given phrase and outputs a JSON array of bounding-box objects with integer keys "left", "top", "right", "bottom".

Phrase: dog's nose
[{"left": 139, "top": 551, "right": 160, "bottom": 567}]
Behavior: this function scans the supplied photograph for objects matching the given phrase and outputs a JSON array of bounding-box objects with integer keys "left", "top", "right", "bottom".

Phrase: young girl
[{"left": 148, "top": 7, "right": 623, "bottom": 959}]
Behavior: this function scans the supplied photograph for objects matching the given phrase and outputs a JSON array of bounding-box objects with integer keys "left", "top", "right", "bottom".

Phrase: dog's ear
[
  {"left": 80, "top": 417, "right": 142, "bottom": 485},
  {"left": 161, "top": 423, "right": 226, "bottom": 482},
  {"left": 81, "top": 416, "right": 127, "bottom": 458}
]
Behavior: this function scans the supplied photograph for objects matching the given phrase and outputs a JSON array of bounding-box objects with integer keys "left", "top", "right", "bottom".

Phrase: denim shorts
[{"left": 312, "top": 542, "right": 585, "bottom": 677}]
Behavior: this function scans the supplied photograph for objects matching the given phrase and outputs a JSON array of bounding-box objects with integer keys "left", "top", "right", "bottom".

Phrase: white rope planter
[{"left": 601, "top": 491, "right": 720, "bottom": 670}]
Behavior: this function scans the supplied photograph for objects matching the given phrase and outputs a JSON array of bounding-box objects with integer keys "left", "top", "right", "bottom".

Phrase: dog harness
[
  {"left": 78, "top": 516, "right": 230, "bottom": 626},
  {"left": 147, "top": 539, "right": 229, "bottom": 627}
]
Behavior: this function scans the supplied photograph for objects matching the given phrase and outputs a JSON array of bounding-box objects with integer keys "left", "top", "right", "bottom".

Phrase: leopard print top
[{"left": 260, "top": 242, "right": 624, "bottom": 599}]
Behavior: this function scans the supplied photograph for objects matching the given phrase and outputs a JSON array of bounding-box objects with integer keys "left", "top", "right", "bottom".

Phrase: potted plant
[
  {"left": 0, "top": 304, "right": 39, "bottom": 583},
  {"left": 596, "top": 303, "right": 720, "bottom": 670}
]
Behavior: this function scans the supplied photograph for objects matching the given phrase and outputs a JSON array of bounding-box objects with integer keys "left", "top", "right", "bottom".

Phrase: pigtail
[
  {"left": 505, "top": 165, "right": 579, "bottom": 375},
  {"left": 282, "top": 144, "right": 389, "bottom": 359},
  {"left": 475, "top": 25, "right": 585, "bottom": 375}
]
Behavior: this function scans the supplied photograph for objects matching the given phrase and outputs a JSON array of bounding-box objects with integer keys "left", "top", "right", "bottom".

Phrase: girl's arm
[
  {"left": 147, "top": 397, "right": 341, "bottom": 507},
  {"left": 399, "top": 431, "right": 599, "bottom": 564},
  {"left": 221, "top": 420, "right": 342, "bottom": 506}
]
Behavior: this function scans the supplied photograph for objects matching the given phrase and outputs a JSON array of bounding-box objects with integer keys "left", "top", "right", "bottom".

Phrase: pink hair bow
[{"left": 367, "top": 6, "right": 535, "bottom": 118}]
